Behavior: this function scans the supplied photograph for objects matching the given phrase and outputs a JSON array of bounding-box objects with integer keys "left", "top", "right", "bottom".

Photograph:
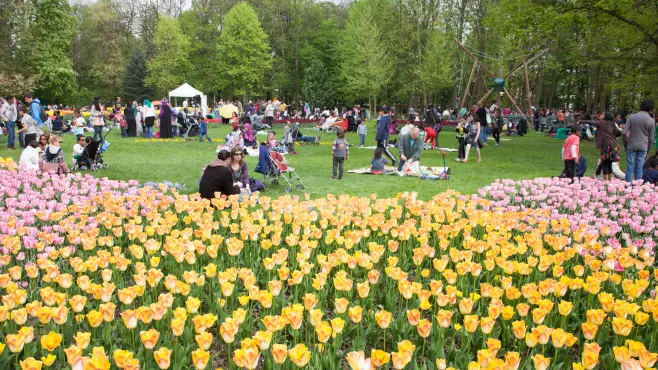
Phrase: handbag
[{"left": 502, "top": 124, "right": 508, "bottom": 131}]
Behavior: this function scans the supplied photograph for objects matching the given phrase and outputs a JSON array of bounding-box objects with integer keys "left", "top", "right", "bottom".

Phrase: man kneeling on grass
[{"left": 397, "top": 127, "right": 423, "bottom": 171}]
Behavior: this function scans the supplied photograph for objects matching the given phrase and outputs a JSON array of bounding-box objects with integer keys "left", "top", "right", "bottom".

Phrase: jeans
[
  {"left": 300, "top": 136, "right": 316, "bottom": 142},
  {"left": 200, "top": 131, "right": 212, "bottom": 142},
  {"left": 359, "top": 134, "right": 365, "bottom": 146},
  {"left": 625, "top": 149, "right": 647, "bottom": 183},
  {"left": 18, "top": 132, "right": 25, "bottom": 148},
  {"left": 6, "top": 121, "right": 16, "bottom": 147},
  {"left": 93, "top": 126, "right": 103, "bottom": 141},
  {"left": 144, "top": 126, "right": 153, "bottom": 138},
  {"left": 120, "top": 126, "right": 127, "bottom": 137},
  {"left": 332, "top": 157, "right": 344, "bottom": 179}
]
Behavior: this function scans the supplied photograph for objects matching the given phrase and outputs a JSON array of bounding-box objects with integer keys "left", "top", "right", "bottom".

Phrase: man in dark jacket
[
  {"left": 199, "top": 150, "right": 241, "bottom": 199},
  {"left": 376, "top": 106, "right": 397, "bottom": 164}
]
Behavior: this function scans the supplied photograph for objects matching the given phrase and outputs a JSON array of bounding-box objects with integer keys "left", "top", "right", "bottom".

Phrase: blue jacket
[
  {"left": 30, "top": 99, "right": 43, "bottom": 126},
  {"left": 376, "top": 115, "right": 390, "bottom": 141}
]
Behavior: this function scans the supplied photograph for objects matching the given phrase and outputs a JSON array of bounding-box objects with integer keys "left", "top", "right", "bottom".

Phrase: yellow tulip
[
  {"left": 271, "top": 343, "right": 288, "bottom": 364},
  {"left": 41, "top": 354, "right": 56, "bottom": 367},
  {"left": 191, "top": 348, "right": 210, "bottom": 369},
  {"left": 531, "top": 354, "right": 551, "bottom": 370},
  {"left": 289, "top": 344, "right": 311, "bottom": 367},
  {"left": 19, "top": 357, "right": 43, "bottom": 370},
  {"left": 375, "top": 310, "right": 392, "bottom": 329},
  {"left": 370, "top": 349, "right": 390, "bottom": 367},
  {"left": 140, "top": 329, "right": 160, "bottom": 349}
]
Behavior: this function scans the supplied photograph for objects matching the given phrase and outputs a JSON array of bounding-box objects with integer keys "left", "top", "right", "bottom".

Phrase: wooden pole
[
  {"left": 524, "top": 62, "right": 532, "bottom": 111},
  {"left": 476, "top": 88, "right": 495, "bottom": 107},
  {"left": 460, "top": 61, "right": 477, "bottom": 109},
  {"left": 504, "top": 49, "right": 549, "bottom": 79},
  {"left": 503, "top": 88, "right": 525, "bottom": 116},
  {"left": 455, "top": 39, "right": 496, "bottom": 78}
]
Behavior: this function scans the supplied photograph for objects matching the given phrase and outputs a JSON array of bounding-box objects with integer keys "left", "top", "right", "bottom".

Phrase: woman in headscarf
[
  {"left": 158, "top": 98, "right": 173, "bottom": 139},
  {"left": 142, "top": 100, "right": 156, "bottom": 138},
  {"left": 125, "top": 102, "right": 137, "bottom": 137}
]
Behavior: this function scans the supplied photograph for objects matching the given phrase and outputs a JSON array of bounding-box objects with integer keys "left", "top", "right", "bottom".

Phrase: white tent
[{"left": 168, "top": 83, "right": 208, "bottom": 115}]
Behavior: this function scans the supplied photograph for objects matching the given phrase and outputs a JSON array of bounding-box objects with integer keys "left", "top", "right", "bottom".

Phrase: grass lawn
[{"left": 0, "top": 122, "right": 602, "bottom": 199}]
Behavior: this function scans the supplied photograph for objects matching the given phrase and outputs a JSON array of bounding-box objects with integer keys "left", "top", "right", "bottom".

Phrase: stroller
[
  {"left": 181, "top": 114, "right": 200, "bottom": 138},
  {"left": 72, "top": 129, "right": 110, "bottom": 171},
  {"left": 254, "top": 145, "right": 304, "bottom": 193}
]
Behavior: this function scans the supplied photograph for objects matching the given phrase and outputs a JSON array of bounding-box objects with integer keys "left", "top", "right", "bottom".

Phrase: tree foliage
[
  {"left": 21, "top": 0, "right": 77, "bottom": 103},
  {"left": 218, "top": 2, "right": 272, "bottom": 99},
  {"left": 146, "top": 17, "right": 192, "bottom": 96},
  {"left": 339, "top": 0, "right": 392, "bottom": 107},
  {"left": 123, "top": 48, "right": 153, "bottom": 102}
]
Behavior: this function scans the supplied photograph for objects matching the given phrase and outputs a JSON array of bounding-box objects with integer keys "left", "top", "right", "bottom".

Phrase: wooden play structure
[{"left": 456, "top": 39, "right": 549, "bottom": 115}]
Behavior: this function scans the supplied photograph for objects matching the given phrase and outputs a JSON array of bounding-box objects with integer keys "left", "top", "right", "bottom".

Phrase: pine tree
[
  {"left": 219, "top": 2, "right": 272, "bottom": 99},
  {"left": 146, "top": 17, "right": 192, "bottom": 96},
  {"left": 123, "top": 48, "right": 152, "bottom": 102}
]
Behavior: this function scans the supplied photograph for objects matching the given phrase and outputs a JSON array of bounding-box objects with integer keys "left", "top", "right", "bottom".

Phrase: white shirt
[
  {"left": 183, "top": 100, "right": 188, "bottom": 108},
  {"left": 143, "top": 106, "right": 156, "bottom": 118},
  {"left": 20, "top": 146, "right": 40, "bottom": 171},
  {"left": 22, "top": 115, "right": 37, "bottom": 135},
  {"left": 73, "top": 143, "right": 85, "bottom": 157}
]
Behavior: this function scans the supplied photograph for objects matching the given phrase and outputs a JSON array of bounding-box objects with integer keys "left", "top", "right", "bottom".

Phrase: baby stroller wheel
[
  {"left": 285, "top": 187, "right": 292, "bottom": 193},
  {"left": 272, "top": 179, "right": 279, "bottom": 185},
  {"left": 296, "top": 184, "right": 304, "bottom": 190}
]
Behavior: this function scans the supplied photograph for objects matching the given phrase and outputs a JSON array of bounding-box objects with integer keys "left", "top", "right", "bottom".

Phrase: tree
[
  {"left": 302, "top": 59, "right": 335, "bottom": 108},
  {"left": 123, "top": 48, "right": 153, "bottom": 102},
  {"left": 179, "top": 8, "right": 223, "bottom": 96},
  {"left": 146, "top": 17, "right": 192, "bottom": 96},
  {"left": 73, "top": 0, "right": 132, "bottom": 99},
  {"left": 219, "top": 2, "right": 272, "bottom": 99},
  {"left": 21, "top": 0, "right": 77, "bottom": 103},
  {"left": 339, "top": 0, "right": 392, "bottom": 109},
  {"left": 420, "top": 31, "right": 455, "bottom": 104}
]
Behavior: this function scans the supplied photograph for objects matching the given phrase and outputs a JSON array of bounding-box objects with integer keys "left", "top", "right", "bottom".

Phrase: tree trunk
[
  {"left": 294, "top": 0, "right": 300, "bottom": 108},
  {"left": 547, "top": 72, "right": 557, "bottom": 109}
]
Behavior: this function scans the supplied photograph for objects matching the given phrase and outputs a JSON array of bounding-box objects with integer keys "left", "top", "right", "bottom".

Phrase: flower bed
[{"left": 0, "top": 158, "right": 656, "bottom": 370}]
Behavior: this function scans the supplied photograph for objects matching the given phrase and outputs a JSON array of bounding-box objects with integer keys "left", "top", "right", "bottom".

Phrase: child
[
  {"left": 561, "top": 125, "right": 581, "bottom": 180},
  {"left": 267, "top": 131, "right": 278, "bottom": 149},
  {"left": 357, "top": 120, "right": 367, "bottom": 147},
  {"left": 455, "top": 117, "right": 467, "bottom": 162},
  {"left": 117, "top": 111, "right": 127, "bottom": 137},
  {"left": 371, "top": 146, "right": 388, "bottom": 174},
  {"left": 18, "top": 105, "right": 38, "bottom": 145},
  {"left": 332, "top": 128, "right": 349, "bottom": 180},
  {"left": 199, "top": 119, "right": 212, "bottom": 142}
]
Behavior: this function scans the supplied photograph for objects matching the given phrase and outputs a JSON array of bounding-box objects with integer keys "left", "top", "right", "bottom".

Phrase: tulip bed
[{"left": 1, "top": 156, "right": 658, "bottom": 370}]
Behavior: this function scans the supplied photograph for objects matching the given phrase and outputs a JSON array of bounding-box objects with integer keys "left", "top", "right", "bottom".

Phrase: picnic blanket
[{"left": 348, "top": 165, "right": 450, "bottom": 177}]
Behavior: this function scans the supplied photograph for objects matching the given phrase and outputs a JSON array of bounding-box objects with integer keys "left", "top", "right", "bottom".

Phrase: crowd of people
[{"left": 3, "top": 92, "right": 658, "bottom": 200}]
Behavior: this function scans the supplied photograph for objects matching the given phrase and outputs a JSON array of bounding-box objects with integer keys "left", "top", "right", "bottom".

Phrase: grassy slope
[{"left": 1, "top": 122, "right": 601, "bottom": 199}]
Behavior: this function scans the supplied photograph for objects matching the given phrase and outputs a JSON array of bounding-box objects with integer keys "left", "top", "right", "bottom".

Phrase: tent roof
[{"left": 168, "top": 83, "right": 203, "bottom": 98}]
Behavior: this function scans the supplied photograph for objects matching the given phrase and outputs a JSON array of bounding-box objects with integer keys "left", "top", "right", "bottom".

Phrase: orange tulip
[
  {"left": 581, "top": 322, "right": 598, "bottom": 341},
  {"left": 191, "top": 348, "right": 209, "bottom": 369},
  {"left": 531, "top": 354, "right": 551, "bottom": 370},
  {"left": 371, "top": 349, "right": 390, "bottom": 367},
  {"left": 139, "top": 329, "right": 160, "bottom": 349},
  {"left": 6, "top": 334, "right": 25, "bottom": 353},
  {"left": 289, "top": 344, "right": 311, "bottom": 367},
  {"left": 19, "top": 357, "right": 42, "bottom": 370},
  {"left": 612, "top": 317, "right": 633, "bottom": 336},
  {"left": 407, "top": 309, "right": 420, "bottom": 326},
  {"left": 195, "top": 332, "right": 213, "bottom": 351},
  {"left": 271, "top": 343, "right": 288, "bottom": 364},
  {"left": 335, "top": 298, "right": 349, "bottom": 314},
  {"left": 480, "top": 317, "right": 494, "bottom": 335},
  {"left": 435, "top": 310, "right": 453, "bottom": 328},
  {"left": 417, "top": 318, "right": 432, "bottom": 338},
  {"left": 349, "top": 306, "right": 363, "bottom": 323},
  {"left": 153, "top": 347, "right": 171, "bottom": 369},
  {"left": 375, "top": 310, "right": 392, "bottom": 329},
  {"left": 463, "top": 315, "right": 479, "bottom": 333},
  {"left": 233, "top": 346, "right": 260, "bottom": 370}
]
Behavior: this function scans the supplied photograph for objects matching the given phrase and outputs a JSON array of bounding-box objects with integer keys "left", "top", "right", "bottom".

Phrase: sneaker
[
  {"left": 331, "top": 176, "right": 337, "bottom": 180},
  {"left": 315, "top": 136, "right": 321, "bottom": 142},
  {"left": 495, "top": 143, "right": 499, "bottom": 146},
  {"left": 455, "top": 158, "right": 461, "bottom": 162},
  {"left": 359, "top": 145, "right": 364, "bottom": 148}
]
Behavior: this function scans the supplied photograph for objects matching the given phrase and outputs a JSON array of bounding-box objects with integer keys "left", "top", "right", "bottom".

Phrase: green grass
[{"left": 0, "top": 122, "right": 602, "bottom": 199}]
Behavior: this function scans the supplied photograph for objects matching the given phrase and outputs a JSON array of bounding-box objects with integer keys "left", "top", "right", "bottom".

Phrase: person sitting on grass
[
  {"left": 643, "top": 161, "right": 658, "bottom": 184},
  {"left": 72, "top": 134, "right": 86, "bottom": 168},
  {"left": 370, "top": 147, "right": 388, "bottom": 175},
  {"left": 267, "top": 131, "right": 279, "bottom": 149},
  {"left": 199, "top": 150, "right": 241, "bottom": 200},
  {"left": 19, "top": 140, "right": 40, "bottom": 171},
  {"left": 41, "top": 134, "right": 70, "bottom": 174}
]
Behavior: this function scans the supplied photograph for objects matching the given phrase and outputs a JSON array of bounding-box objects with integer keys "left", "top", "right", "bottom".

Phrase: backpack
[{"left": 39, "top": 104, "right": 48, "bottom": 122}]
